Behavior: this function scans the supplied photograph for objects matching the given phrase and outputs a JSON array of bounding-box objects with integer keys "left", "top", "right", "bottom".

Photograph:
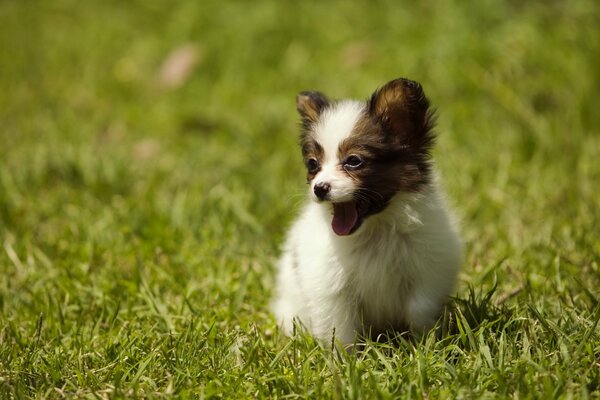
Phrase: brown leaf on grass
[
  {"left": 132, "top": 138, "right": 160, "bottom": 161},
  {"left": 339, "top": 41, "right": 373, "bottom": 68},
  {"left": 157, "top": 43, "right": 201, "bottom": 89}
]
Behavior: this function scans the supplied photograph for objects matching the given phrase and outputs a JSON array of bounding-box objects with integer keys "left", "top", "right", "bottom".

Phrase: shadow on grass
[
  {"left": 445, "top": 284, "right": 510, "bottom": 336},
  {"left": 359, "top": 284, "right": 520, "bottom": 353}
]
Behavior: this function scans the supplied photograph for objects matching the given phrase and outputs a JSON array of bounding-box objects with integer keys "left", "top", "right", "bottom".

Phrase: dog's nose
[{"left": 313, "top": 182, "right": 331, "bottom": 200}]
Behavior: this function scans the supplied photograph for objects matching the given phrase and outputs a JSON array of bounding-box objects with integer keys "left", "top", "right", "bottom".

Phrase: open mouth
[{"left": 332, "top": 201, "right": 362, "bottom": 236}]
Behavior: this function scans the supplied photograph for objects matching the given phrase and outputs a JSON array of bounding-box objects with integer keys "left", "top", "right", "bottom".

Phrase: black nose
[{"left": 313, "top": 182, "right": 331, "bottom": 200}]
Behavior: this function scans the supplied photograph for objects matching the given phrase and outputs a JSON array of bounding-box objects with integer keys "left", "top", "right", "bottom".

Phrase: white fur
[
  {"left": 313, "top": 100, "right": 363, "bottom": 155},
  {"left": 272, "top": 103, "right": 462, "bottom": 346},
  {"left": 310, "top": 101, "right": 364, "bottom": 202}
]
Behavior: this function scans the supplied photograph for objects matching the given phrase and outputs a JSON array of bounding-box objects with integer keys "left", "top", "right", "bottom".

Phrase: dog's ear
[
  {"left": 368, "top": 78, "right": 434, "bottom": 144},
  {"left": 297, "top": 91, "right": 329, "bottom": 126}
]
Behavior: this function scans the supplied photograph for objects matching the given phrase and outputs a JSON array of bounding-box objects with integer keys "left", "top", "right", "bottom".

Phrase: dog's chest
[{"left": 334, "top": 229, "right": 415, "bottom": 321}]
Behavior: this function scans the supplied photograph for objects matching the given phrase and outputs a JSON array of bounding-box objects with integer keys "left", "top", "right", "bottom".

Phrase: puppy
[{"left": 272, "top": 78, "right": 462, "bottom": 345}]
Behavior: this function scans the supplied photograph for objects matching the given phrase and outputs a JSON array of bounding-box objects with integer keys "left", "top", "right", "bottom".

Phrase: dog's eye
[
  {"left": 306, "top": 158, "right": 320, "bottom": 173},
  {"left": 343, "top": 155, "right": 364, "bottom": 170}
]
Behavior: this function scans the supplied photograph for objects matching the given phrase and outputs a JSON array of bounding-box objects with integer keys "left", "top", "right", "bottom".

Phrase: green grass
[{"left": 1, "top": 0, "right": 599, "bottom": 398}]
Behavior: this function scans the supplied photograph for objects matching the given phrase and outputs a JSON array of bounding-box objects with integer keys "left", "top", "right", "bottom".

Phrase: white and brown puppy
[{"left": 273, "top": 78, "right": 462, "bottom": 345}]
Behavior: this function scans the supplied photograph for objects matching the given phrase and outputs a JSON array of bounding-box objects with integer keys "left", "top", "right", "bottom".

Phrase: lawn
[{"left": 1, "top": 0, "right": 599, "bottom": 398}]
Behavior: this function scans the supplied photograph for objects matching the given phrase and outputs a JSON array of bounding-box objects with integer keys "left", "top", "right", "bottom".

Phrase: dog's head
[{"left": 297, "top": 78, "right": 436, "bottom": 236}]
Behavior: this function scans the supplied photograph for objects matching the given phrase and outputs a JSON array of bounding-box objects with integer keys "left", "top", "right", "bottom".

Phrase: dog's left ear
[
  {"left": 368, "top": 78, "right": 434, "bottom": 143},
  {"left": 297, "top": 91, "right": 330, "bottom": 126}
]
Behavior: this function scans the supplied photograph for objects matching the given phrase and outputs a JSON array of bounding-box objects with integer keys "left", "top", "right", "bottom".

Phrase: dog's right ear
[
  {"left": 368, "top": 78, "right": 435, "bottom": 149},
  {"left": 296, "top": 91, "right": 329, "bottom": 126}
]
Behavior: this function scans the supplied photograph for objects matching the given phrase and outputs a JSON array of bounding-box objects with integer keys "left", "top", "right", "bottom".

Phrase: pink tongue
[{"left": 332, "top": 202, "right": 358, "bottom": 236}]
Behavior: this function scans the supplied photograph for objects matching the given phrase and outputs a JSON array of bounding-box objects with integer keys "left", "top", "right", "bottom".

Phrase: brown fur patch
[
  {"left": 296, "top": 91, "right": 330, "bottom": 183},
  {"left": 369, "top": 78, "right": 434, "bottom": 148},
  {"left": 300, "top": 136, "right": 325, "bottom": 182},
  {"left": 339, "top": 78, "right": 436, "bottom": 219},
  {"left": 297, "top": 91, "right": 329, "bottom": 130}
]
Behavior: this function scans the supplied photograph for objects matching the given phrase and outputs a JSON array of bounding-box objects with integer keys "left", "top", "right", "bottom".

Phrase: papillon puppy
[{"left": 272, "top": 78, "right": 462, "bottom": 345}]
